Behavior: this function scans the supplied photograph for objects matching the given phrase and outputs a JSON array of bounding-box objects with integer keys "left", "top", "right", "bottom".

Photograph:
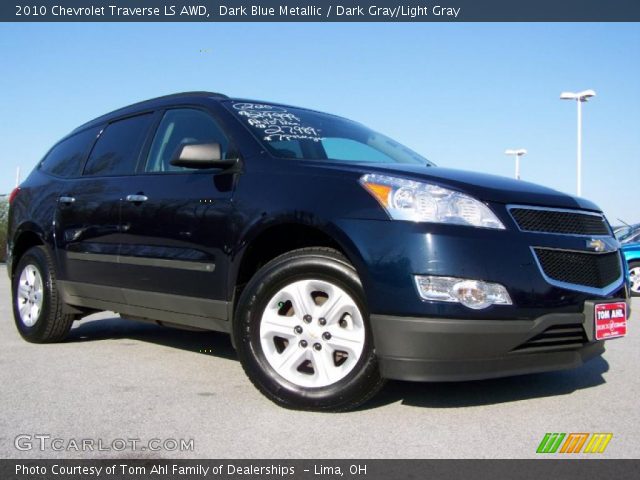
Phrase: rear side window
[
  {"left": 39, "top": 128, "right": 99, "bottom": 178},
  {"left": 83, "top": 114, "right": 153, "bottom": 176}
]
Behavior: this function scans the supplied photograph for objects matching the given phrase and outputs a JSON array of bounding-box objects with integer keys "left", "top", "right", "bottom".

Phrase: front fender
[{"left": 229, "top": 213, "right": 370, "bottom": 295}]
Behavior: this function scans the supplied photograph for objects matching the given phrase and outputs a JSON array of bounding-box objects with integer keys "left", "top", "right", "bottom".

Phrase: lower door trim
[
  {"left": 59, "top": 281, "right": 230, "bottom": 333},
  {"left": 66, "top": 251, "right": 215, "bottom": 273}
]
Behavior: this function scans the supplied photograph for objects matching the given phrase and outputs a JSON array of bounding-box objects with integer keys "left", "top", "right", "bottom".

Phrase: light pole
[
  {"left": 505, "top": 149, "right": 527, "bottom": 180},
  {"left": 560, "top": 89, "right": 596, "bottom": 196}
]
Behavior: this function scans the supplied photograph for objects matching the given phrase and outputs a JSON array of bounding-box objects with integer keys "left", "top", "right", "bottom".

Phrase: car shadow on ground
[
  {"left": 365, "top": 357, "right": 609, "bottom": 410},
  {"left": 68, "top": 314, "right": 609, "bottom": 409},
  {"left": 68, "top": 315, "right": 237, "bottom": 361}
]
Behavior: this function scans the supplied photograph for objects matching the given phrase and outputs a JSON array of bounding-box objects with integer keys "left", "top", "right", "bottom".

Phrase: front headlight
[{"left": 360, "top": 173, "right": 505, "bottom": 229}]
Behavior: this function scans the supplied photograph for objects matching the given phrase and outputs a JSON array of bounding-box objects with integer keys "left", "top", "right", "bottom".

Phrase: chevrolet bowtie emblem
[{"left": 586, "top": 238, "right": 606, "bottom": 252}]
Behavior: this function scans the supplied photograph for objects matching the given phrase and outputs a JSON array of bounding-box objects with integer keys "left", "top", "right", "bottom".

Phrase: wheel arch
[
  {"left": 228, "top": 219, "right": 368, "bottom": 323},
  {"left": 9, "top": 223, "right": 52, "bottom": 278}
]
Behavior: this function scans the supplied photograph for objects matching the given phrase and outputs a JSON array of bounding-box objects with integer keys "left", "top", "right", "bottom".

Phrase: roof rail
[
  {"left": 70, "top": 91, "right": 228, "bottom": 134},
  {"left": 102, "top": 91, "right": 228, "bottom": 114},
  {"left": 142, "top": 91, "right": 228, "bottom": 102}
]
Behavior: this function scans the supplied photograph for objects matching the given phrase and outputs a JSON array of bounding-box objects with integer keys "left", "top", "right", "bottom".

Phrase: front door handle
[
  {"left": 125, "top": 194, "right": 149, "bottom": 203},
  {"left": 59, "top": 196, "right": 76, "bottom": 205}
]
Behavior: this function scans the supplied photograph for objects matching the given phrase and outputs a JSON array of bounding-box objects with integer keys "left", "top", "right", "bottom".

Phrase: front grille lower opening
[
  {"left": 534, "top": 248, "right": 621, "bottom": 289},
  {"left": 512, "top": 324, "right": 588, "bottom": 353}
]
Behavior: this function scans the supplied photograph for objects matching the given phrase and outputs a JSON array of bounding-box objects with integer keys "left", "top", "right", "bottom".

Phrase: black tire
[
  {"left": 234, "top": 247, "right": 384, "bottom": 411},
  {"left": 12, "top": 246, "right": 74, "bottom": 343},
  {"left": 629, "top": 261, "right": 640, "bottom": 297}
]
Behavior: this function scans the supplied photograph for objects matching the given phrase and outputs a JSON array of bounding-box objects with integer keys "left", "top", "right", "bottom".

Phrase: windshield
[
  {"left": 619, "top": 229, "right": 640, "bottom": 244},
  {"left": 226, "top": 101, "right": 433, "bottom": 166},
  {"left": 616, "top": 225, "right": 640, "bottom": 242},
  {"left": 615, "top": 227, "right": 630, "bottom": 240}
]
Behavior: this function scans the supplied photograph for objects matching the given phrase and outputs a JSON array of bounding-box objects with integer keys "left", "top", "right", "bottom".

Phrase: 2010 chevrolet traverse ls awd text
[{"left": 7, "top": 92, "right": 630, "bottom": 410}]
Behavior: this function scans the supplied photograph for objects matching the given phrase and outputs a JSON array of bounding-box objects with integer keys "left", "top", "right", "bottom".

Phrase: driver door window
[{"left": 145, "top": 109, "right": 229, "bottom": 173}]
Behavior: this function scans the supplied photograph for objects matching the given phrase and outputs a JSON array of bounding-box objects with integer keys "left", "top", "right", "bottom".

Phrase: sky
[{"left": 0, "top": 22, "right": 638, "bottom": 223}]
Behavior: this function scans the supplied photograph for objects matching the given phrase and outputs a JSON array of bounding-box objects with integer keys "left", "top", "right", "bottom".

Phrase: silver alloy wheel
[
  {"left": 630, "top": 266, "right": 640, "bottom": 294},
  {"left": 259, "top": 279, "right": 366, "bottom": 388},
  {"left": 16, "top": 264, "right": 44, "bottom": 327}
]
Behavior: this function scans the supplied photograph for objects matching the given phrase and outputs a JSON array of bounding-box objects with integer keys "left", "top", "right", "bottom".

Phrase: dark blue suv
[{"left": 7, "top": 92, "right": 630, "bottom": 410}]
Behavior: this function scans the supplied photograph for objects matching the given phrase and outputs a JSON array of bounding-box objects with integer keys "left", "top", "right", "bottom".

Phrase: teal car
[{"left": 623, "top": 243, "right": 640, "bottom": 296}]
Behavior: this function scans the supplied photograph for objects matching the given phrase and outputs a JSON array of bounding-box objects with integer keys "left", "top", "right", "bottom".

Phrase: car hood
[
  {"left": 622, "top": 243, "right": 640, "bottom": 253},
  {"left": 310, "top": 162, "right": 601, "bottom": 211}
]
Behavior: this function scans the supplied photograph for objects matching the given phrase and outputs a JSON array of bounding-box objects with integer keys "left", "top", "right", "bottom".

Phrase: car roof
[
  {"left": 70, "top": 91, "right": 228, "bottom": 134},
  {"left": 68, "top": 92, "right": 352, "bottom": 139}
]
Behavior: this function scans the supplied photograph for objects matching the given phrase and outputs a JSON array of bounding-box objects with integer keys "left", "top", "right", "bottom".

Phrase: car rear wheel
[
  {"left": 12, "top": 246, "right": 75, "bottom": 343},
  {"left": 234, "top": 247, "right": 384, "bottom": 411},
  {"left": 629, "top": 262, "right": 640, "bottom": 297}
]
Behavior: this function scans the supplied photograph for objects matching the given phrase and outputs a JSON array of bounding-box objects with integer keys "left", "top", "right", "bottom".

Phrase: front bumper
[
  {"left": 336, "top": 217, "right": 628, "bottom": 320},
  {"left": 370, "top": 303, "right": 626, "bottom": 381}
]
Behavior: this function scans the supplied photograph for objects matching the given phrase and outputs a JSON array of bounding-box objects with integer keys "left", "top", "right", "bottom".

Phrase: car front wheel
[
  {"left": 629, "top": 261, "right": 640, "bottom": 297},
  {"left": 234, "top": 247, "right": 384, "bottom": 411}
]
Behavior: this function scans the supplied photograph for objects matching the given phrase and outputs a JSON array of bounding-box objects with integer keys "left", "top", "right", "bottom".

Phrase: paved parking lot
[{"left": 0, "top": 264, "right": 638, "bottom": 459}]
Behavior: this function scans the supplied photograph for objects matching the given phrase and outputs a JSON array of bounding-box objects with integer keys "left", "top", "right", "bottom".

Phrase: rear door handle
[
  {"left": 125, "top": 194, "right": 149, "bottom": 203},
  {"left": 59, "top": 196, "right": 76, "bottom": 204}
]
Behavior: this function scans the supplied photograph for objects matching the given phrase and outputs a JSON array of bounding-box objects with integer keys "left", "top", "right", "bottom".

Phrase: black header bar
[
  {"left": 3, "top": 0, "right": 640, "bottom": 22},
  {"left": 3, "top": 459, "right": 640, "bottom": 480}
]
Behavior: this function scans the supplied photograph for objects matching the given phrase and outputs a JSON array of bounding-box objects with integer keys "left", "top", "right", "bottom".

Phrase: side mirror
[{"left": 170, "top": 142, "right": 238, "bottom": 169}]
